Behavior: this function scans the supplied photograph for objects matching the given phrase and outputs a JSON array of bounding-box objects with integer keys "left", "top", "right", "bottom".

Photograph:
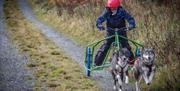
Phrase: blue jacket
[{"left": 96, "top": 7, "right": 136, "bottom": 29}]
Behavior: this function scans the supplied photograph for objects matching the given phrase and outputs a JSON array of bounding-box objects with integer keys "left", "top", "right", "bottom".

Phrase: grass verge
[{"left": 4, "top": 0, "right": 99, "bottom": 91}]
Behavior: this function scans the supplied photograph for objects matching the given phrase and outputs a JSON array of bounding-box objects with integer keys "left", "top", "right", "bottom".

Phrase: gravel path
[
  {"left": 18, "top": 0, "right": 134, "bottom": 91},
  {"left": 0, "top": 0, "right": 34, "bottom": 91}
]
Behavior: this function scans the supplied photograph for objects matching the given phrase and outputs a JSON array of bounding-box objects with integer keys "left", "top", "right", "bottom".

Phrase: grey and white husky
[
  {"left": 133, "top": 48, "right": 156, "bottom": 91},
  {"left": 110, "top": 48, "right": 130, "bottom": 91}
]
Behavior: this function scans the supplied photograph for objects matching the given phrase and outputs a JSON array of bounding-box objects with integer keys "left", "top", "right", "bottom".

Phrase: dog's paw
[
  {"left": 125, "top": 76, "right": 129, "bottom": 84},
  {"left": 116, "top": 64, "right": 119, "bottom": 69},
  {"left": 113, "top": 85, "right": 116, "bottom": 90},
  {"left": 116, "top": 75, "right": 120, "bottom": 79},
  {"left": 119, "top": 89, "right": 122, "bottom": 91}
]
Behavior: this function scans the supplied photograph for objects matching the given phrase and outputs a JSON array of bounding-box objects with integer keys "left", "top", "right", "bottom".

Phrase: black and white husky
[
  {"left": 110, "top": 48, "right": 130, "bottom": 91},
  {"left": 133, "top": 48, "right": 156, "bottom": 91}
]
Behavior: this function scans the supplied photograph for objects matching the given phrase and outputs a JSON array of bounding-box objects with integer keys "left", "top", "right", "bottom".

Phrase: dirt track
[{"left": 0, "top": 0, "right": 34, "bottom": 91}]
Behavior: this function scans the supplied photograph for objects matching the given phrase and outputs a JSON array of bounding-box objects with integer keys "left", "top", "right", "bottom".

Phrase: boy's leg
[
  {"left": 122, "top": 42, "right": 134, "bottom": 64},
  {"left": 119, "top": 34, "right": 135, "bottom": 65},
  {"left": 94, "top": 43, "right": 110, "bottom": 66},
  {"left": 94, "top": 36, "right": 114, "bottom": 66}
]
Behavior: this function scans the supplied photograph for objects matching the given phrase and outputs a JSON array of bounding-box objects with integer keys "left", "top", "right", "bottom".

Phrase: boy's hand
[
  {"left": 97, "top": 24, "right": 105, "bottom": 31},
  {"left": 127, "top": 25, "right": 135, "bottom": 31}
]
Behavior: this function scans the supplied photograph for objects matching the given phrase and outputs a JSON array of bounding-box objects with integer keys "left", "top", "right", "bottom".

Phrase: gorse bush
[{"left": 29, "top": 0, "right": 180, "bottom": 90}]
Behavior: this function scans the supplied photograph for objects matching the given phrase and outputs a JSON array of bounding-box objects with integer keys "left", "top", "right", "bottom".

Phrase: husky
[
  {"left": 110, "top": 48, "right": 130, "bottom": 91},
  {"left": 133, "top": 48, "right": 156, "bottom": 91}
]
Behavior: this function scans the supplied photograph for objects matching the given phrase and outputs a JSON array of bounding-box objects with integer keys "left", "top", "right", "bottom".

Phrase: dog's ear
[
  {"left": 152, "top": 47, "right": 155, "bottom": 50},
  {"left": 150, "top": 47, "right": 155, "bottom": 51},
  {"left": 141, "top": 46, "right": 145, "bottom": 51}
]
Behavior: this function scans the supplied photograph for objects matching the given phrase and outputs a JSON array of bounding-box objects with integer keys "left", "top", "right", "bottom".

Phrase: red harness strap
[{"left": 134, "top": 58, "right": 140, "bottom": 66}]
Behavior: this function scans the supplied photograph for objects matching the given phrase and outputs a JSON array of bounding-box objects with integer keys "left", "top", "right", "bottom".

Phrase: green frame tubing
[{"left": 84, "top": 32, "right": 143, "bottom": 76}]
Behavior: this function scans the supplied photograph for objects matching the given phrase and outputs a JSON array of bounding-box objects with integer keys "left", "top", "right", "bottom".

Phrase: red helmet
[{"left": 107, "top": 0, "right": 121, "bottom": 9}]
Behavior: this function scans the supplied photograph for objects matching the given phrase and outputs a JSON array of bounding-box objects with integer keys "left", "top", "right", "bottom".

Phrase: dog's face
[
  {"left": 117, "top": 48, "right": 130, "bottom": 67},
  {"left": 117, "top": 54, "right": 128, "bottom": 67},
  {"left": 142, "top": 48, "right": 155, "bottom": 65}
]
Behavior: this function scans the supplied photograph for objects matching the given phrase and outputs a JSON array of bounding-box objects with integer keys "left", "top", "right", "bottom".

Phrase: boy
[{"left": 94, "top": 0, "right": 136, "bottom": 66}]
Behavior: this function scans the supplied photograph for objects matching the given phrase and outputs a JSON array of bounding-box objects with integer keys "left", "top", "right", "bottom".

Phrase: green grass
[
  {"left": 4, "top": 0, "right": 99, "bottom": 91},
  {"left": 28, "top": 0, "right": 180, "bottom": 90}
]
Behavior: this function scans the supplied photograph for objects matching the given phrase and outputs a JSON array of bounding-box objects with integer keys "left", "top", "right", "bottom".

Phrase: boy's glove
[
  {"left": 97, "top": 24, "right": 105, "bottom": 31},
  {"left": 127, "top": 25, "right": 135, "bottom": 31}
]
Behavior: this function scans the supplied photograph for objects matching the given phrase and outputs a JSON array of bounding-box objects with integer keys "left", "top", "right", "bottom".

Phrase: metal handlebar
[{"left": 106, "top": 27, "right": 128, "bottom": 32}]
